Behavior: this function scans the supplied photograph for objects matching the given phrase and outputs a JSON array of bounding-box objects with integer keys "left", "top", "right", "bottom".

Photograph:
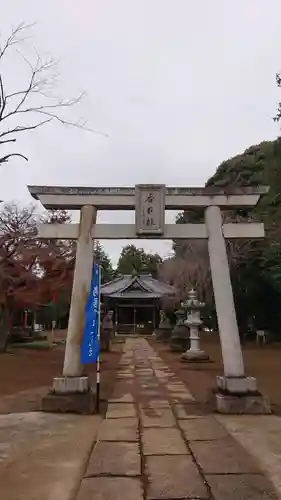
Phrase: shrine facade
[{"left": 101, "top": 273, "right": 176, "bottom": 334}]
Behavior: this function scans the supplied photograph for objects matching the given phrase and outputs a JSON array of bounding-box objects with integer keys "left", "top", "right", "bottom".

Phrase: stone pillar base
[
  {"left": 181, "top": 349, "right": 210, "bottom": 362},
  {"left": 217, "top": 375, "right": 256, "bottom": 394},
  {"left": 215, "top": 375, "right": 271, "bottom": 414},
  {"left": 41, "top": 376, "right": 96, "bottom": 415},
  {"left": 53, "top": 376, "right": 89, "bottom": 393},
  {"left": 215, "top": 392, "right": 271, "bottom": 414}
]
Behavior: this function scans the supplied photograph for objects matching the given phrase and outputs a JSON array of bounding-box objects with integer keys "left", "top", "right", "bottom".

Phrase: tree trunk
[{"left": 0, "top": 306, "right": 11, "bottom": 353}]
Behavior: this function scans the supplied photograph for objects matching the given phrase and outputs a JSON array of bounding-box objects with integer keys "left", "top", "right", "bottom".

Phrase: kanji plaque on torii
[{"left": 135, "top": 184, "right": 165, "bottom": 235}]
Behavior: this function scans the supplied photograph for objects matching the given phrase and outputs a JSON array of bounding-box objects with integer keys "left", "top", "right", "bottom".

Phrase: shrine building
[{"left": 101, "top": 272, "right": 177, "bottom": 334}]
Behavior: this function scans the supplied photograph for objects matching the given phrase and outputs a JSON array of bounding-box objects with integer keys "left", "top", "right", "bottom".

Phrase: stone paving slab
[
  {"left": 0, "top": 413, "right": 101, "bottom": 500},
  {"left": 142, "top": 427, "right": 189, "bottom": 455},
  {"left": 85, "top": 441, "right": 141, "bottom": 477},
  {"left": 75, "top": 338, "right": 281, "bottom": 500},
  {"left": 98, "top": 417, "right": 138, "bottom": 442},
  {"left": 140, "top": 389, "right": 161, "bottom": 398},
  {"left": 106, "top": 403, "right": 136, "bottom": 418},
  {"left": 173, "top": 402, "right": 208, "bottom": 418},
  {"left": 140, "top": 399, "right": 171, "bottom": 409},
  {"left": 146, "top": 455, "right": 208, "bottom": 499},
  {"left": 108, "top": 393, "right": 134, "bottom": 403},
  {"left": 77, "top": 477, "right": 143, "bottom": 500},
  {"left": 206, "top": 473, "right": 280, "bottom": 500},
  {"left": 190, "top": 436, "right": 261, "bottom": 474},
  {"left": 178, "top": 416, "right": 228, "bottom": 441},
  {"left": 140, "top": 407, "right": 176, "bottom": 428},
  {"left": 216, "top": 414, "right": 281, "bottom": 497}
]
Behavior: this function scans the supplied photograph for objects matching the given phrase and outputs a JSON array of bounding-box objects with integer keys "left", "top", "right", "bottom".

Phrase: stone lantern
[
  {"left": 155, "top": 310, "right": 173, "bottom": 343},
  {"left": 170, "top": 302, "right": 190, "bottom": 352},
  {"left": 181, "top": 289, "right": 210, "bottom": 362}
]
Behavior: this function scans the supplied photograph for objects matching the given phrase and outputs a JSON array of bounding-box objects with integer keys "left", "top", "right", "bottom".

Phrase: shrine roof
[{"left": 101, "top": 273, "right": 177, "bottom": 299}]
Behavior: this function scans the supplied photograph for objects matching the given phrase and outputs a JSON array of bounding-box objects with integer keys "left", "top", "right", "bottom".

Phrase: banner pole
[{"left": 95, "top": 264, "right": 101, "bottom": 413}]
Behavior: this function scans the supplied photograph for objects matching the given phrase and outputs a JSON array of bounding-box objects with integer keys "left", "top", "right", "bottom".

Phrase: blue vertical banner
[{"left": 81, "top": 263, "right": 101, "bottom": 364}]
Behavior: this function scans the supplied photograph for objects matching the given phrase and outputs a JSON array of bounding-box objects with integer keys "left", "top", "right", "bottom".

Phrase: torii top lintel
[{"left": 27, "top": 184, "right": 269, "bottom": 210}]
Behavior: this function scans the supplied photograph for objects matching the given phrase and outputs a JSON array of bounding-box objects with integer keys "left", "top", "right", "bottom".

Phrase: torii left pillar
[{"left": 42, "top": 205, "right": 97, "bottom": 414}]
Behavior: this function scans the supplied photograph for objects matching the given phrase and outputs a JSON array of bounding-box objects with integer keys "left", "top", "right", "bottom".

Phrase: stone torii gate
[{"left": 28, "top": 184, "right": 270, "bottom": 414}]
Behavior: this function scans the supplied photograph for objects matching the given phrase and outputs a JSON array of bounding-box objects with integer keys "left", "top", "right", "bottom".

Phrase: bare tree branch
[
  {"left": 0, "top": 138, "right": 16, "bottom": 146},
  {"left": 0, "top": 153, "right": 28, "bottom": 164},
  {"left": 0, "top": 74, "right": 5, "bottom": 120},
  {"left": 0, "top": 22, "right": 35, "bottom": 60},
  {"left": 0, "top": 22, "right": 108, "bottom": 165}
]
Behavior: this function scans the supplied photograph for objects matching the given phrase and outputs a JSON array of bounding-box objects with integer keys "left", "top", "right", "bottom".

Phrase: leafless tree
[
  {"left": 0, "top": 22, "right": 104, "bottom": 165},
  {"left": 159, "top": 239, "right": 213, "bottom": 309}
]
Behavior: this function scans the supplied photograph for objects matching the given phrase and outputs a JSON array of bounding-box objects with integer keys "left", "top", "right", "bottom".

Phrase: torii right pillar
[{"left": 205, "top": 205, "right": 271, "bottom": 413}]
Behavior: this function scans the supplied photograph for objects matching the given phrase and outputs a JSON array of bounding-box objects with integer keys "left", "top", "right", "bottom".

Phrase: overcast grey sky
[{"left": 0, "top": 0, "right": 280, "bottom": 265}]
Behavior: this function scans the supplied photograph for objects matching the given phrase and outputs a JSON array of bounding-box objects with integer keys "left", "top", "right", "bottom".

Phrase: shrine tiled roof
[{"left": 101, "top": 273, "right": 177, "bottom": 299}]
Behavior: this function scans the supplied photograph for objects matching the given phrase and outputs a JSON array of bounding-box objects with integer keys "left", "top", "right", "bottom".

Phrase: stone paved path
[{"left": 77, "top": 338, "right": 280, "bottom": 500}]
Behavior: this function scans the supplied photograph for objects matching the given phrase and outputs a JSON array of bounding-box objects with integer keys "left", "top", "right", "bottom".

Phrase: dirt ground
[
  {"left": 0, "top": 335, "right": 123, "bottom": 414},
  {"left": 151, "top": 335, "right": 281, "bottom": 415},
  {"left": 1, "top": 330, "right": 281, "bottom": 416}
]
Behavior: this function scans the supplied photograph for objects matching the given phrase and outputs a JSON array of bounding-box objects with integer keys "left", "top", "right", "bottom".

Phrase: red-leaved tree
[{"left": 0, "top": 202, "right": 74, "bottom": 351}]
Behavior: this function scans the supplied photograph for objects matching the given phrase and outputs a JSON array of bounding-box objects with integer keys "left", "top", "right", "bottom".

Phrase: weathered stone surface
[
  {"left": 41, "top": 390, "right": 96, "bottom": 414},
  {"left": 166, "top": 383, "right": 194, "bottom": 402},
  {"left": 142, "top": 428, "right": 188, "bottom": 455},
  {"left": 116, "top": 372, "right": 134, "bottom": 379},
  {"left": 106, "top": 403, "right": 136, "bottom": 418},
  {"left": 140, "top": 389, "right": 160, "bottom": 398},
  {"left": 53, "top": 376, "right": 89, "bottom": 393},
  {"left": 178, "top": 416, "right": 228, "bottom": 441},
  {"left": 169, "top": 393, "right": 194, "bottom": 402},
  {"left": 173, "top": 403, "right": 207, "bottom": 419},
  {"left": 77, "top": 477, "right": 143, "bottom": 500},
  {"left": 207, "top": 473, "right": 280, "bottom": 500},
  {"left": 217, "top": 375, "right": 257, "bottom": 393},
  {"left": 146, "top": 455, "right": 208, "bottom": 499},
  {"left": 140, "top": 408, "right": 176, "bottom": 428},
  {"left": 109, "top": 393, "right": 134, "bottom": 403},
  {"left": 136, "top": 368, "right": 154, "bottom": 375},
  {"left": 0, "top": 413, "right": 101, "bottom": 500},
  {"left": 190, "top": 437, "right": 260, "bottom": 474},
  {"left": 216, "top": 392, "right": 271, "bottom": 414},
  {"left": 181, "top": 349, "right": 210, "bottom": 362},
  {"left": 98, "top": 418, "right": 138, "bottom": 442},
  {"left": 85, "top": 442, "right": 140, "bottom": 477},
  {"left": 216, "top": 414, "right": 281, "bottom": 497},
  {"left": 140, "top": 399, "right": 171, "bottom": 409}
]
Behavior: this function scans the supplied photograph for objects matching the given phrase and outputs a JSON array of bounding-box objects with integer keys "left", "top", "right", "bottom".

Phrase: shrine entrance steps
[{"left": 76, "top": 338, "right": 279, "bottom": 500}]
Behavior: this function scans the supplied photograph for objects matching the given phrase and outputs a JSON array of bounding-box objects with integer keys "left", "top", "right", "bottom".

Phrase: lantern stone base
[
  {"left": 41, "top": 376, "right": 96, "bottom": 415},
  {"left": 155, "top": 328, "right": 172, "bottom": 343},
  {"left": 215, "top": 376, "right": 271, "bottom": 414},
  {"left": 170, "top": 335, "right": 190, "bottom": 352},
  {"left": 181, "top": 349, "right": 210, "bottom": 362}
]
